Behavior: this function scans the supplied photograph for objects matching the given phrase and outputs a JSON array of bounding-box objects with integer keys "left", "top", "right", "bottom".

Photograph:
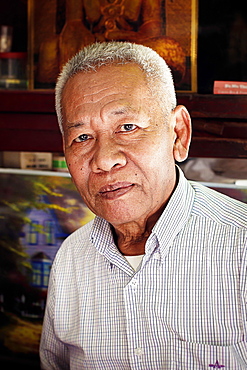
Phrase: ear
[{"left": 172, "top": 105, "right": 191, "bottom": 162}]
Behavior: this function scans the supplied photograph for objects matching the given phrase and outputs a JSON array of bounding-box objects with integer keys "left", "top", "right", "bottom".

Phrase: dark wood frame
[{"left": 0, "top": 91, "right": 246, "bottom": 158}]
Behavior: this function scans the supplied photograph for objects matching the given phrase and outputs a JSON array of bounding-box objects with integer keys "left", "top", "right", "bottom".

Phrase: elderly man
[{"left": 40, "top": 42, "right": 247, "bottom": 369}]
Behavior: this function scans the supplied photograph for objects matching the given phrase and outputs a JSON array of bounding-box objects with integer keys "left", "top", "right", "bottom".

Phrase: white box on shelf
[{"left": 3, "top": 151, "right": 52, "bottom": 170}]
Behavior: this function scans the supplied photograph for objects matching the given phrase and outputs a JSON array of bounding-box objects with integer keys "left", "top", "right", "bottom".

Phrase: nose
[{"left": 90, "top": 136, "right": 127, "bottom": 173}]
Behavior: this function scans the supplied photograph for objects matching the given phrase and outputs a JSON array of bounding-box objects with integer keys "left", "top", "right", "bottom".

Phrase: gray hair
[{"left": 55, "top": 41, "right": 177, "bottom": 132}]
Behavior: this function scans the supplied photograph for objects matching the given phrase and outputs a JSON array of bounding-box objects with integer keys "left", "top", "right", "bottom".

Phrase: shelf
[
  {"left": 0, "top": 90, "right": 247, "bottom": 158},
  {"left": 0, "top": 167, "right": 70, "bottom": 177}
]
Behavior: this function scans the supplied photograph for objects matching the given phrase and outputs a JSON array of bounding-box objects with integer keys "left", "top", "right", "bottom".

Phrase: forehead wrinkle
[
  {"left": 81, "top": 90, "right": 127, "bottom": 106},
  {"left": 83, "top": 85, "right": 110, "bottom": 101},
  {"left": 82, "top": 77, "right": 129, "bottom": 102},
  {"left": 82, "top": 77, "right": 136, "bottom": 104},
  {"left": 100, "top": 99, "right": 143, "bottom": 122}
]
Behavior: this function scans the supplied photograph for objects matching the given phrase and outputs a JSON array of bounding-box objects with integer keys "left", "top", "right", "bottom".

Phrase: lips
[{"left": 99, "top": 182, "right": 134, "bottom": 200}]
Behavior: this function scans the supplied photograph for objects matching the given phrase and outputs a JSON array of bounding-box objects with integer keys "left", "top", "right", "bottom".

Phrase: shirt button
[
  {"left": 134, "top": 347, "right": 144, "bottom": 356},
  {"left": 130, "top": 279, "right": 138, "bottom": 288},
  {"left": 153, "top": 252, "right": 160, "bottom": 260}
]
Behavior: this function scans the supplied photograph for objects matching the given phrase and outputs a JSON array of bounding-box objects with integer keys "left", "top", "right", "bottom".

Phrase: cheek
[
  {"left": 137, "top": 148, "right": 175, "bottom": 187},
  {"left": 65, "top": 156, "right": 90, "bottom": 191},
  {"left": 66, "top": 149, "right": 85, "bottom": 172},
  {"left": 139, "top": 141, "right": 173, "bottom": 167}
]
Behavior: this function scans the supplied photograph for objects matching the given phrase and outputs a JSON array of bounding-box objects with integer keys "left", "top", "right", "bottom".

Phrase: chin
[
  {"left": 101, "top": 212, "right": 136, "bottom": 227},
  {"left": 100, "top": 206, "right": 146, "bottom": 228}
]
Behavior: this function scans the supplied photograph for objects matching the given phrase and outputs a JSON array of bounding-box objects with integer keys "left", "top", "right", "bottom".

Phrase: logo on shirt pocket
[{"left": 209, "top": 360, "right": 225, "bottom": 368}]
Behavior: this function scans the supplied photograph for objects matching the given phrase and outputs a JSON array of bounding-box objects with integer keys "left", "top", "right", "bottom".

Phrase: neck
[
  {"left": 113, "top": 226, "right": 148, "bottom": 255},
  {"left": 112, "top": 207, "right": 164, "bottom": 255}
]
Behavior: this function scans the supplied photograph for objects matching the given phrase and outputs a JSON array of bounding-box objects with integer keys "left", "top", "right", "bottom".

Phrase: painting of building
[{"left": 0, "top": 171, "right": 94, "bottom": 366}]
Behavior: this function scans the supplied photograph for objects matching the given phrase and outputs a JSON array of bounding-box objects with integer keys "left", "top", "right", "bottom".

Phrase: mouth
[{"left": 99, "top": 182, "right": 134, "bottom": 200}]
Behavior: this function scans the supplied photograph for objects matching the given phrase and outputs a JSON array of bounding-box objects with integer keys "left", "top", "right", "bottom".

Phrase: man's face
[{"left": 61, "top": 64, "right": 181, "bottom": 228}]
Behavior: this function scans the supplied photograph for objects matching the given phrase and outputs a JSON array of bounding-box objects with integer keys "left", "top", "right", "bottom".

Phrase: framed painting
[
  {"left": 0, "top": 169, "right": 94, "bottom": 368},
  {"left": 28, "top": 0, "right": 198, "bottom": 91}
]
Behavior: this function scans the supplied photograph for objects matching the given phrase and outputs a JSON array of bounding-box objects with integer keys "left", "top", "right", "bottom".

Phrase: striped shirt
[{"left": 40, "top": 168, "right": 247, "bottom": 369}]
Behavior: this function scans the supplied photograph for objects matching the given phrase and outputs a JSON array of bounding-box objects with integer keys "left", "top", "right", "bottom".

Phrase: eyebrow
[
  {"left": 67, "top": 121, "right": 85, "bottom": 130},
  {"left": 112, "top": 108, "right": 128, "bottom": 115},
  {"left": 111, "top": 106, "right": 136, "bottom": 116}
]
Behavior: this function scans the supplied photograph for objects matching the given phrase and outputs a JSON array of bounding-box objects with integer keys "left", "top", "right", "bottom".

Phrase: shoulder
[{"left": 190, "top": 181, "right": 247, "bottom": 229}]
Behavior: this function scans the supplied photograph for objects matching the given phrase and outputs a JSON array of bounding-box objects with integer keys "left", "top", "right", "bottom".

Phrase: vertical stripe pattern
[{"left": 40, "top": 167, "right": 247, "bottom": 369}]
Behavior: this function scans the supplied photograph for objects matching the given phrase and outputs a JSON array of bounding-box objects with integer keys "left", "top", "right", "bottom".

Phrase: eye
[
  {"left": 119, "top": 124, "right": 137, "bottom": 132},
  {"left": 74, "top": 133, "right": 92, "bottom": 143}
]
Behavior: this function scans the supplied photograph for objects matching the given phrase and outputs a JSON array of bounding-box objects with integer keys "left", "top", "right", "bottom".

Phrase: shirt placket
[
  {"left": 123, "top": 236, "right": 159, "bottom": 369},
  {"left": 124, "top": 273, "right": 147, "bottom": 369}
]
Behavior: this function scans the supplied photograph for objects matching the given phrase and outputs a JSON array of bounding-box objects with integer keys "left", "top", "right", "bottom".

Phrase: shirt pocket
[{"left": 166, "top": 339, "right": 247, "bottom": 369}]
